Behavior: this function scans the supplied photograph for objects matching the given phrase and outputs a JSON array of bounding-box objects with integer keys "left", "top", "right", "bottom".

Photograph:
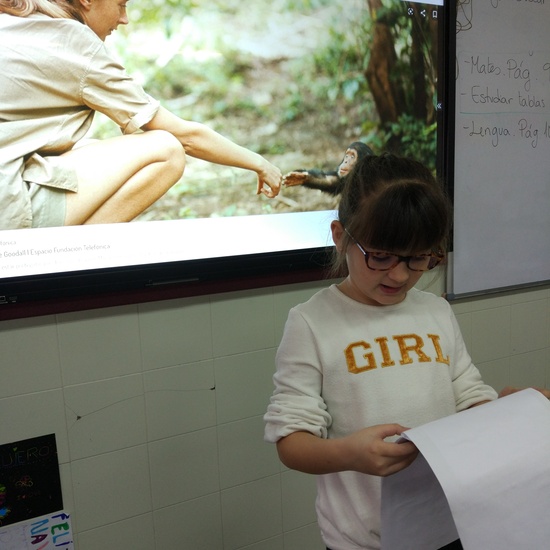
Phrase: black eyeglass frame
[{"left": 345, "top": 230, "right": 445, "bottom": 272}]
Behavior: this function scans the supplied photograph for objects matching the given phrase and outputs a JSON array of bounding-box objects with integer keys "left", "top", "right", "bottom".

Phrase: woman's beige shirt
[{"left": 0, "top": 13, "right": 160, "bottom": 229}]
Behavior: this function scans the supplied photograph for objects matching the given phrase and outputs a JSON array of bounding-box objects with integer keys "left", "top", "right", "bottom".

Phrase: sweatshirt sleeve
[
  {"left": 264, "top": 308, "right": 332, "bottom": 443},
  {"left": 448, "top": 305, "right": 498, "bottom": 410}
]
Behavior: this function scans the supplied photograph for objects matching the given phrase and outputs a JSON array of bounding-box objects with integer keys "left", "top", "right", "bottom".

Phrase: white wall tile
[
  {"left": 138, "top": 297, "right": 213, "bottom": 369},
  {"left": 509, "top": 349, "right": 547, "bottom": 389},
  {"left": 71, "top": 445, "right": 152, "bottom": 532},
  {"left": 511, "top": 299, "right": 549, "bottom": 354},
  {"left": 77, "top": 513, "right": 155, "bottom": 550},
  {"left": 221, "top": 475, "right": 282, "bottom": 550},
  {"left": 143, "top": 360, "right": 216, "bottom": 441},
  {"left": 281, "top": 470, "right": 317, "bottom": 531},
  {"left": 153, "top": 494, "right": 223, "bottom": 549},
  {"left": 476, "top": 292, "right": 515, "bottom": 310},
  {"left": 476, "top": 357, "right": 511, "bottom": 393},
  {"left": 211, "top": 289, "right": 275, "bottom": 357},
  {"left": 218, "top": 416, "right": 281, "bottom": 489},
  {"left": 0, "top": 315, "right": 61, "bottom": 398},
  {"left": 214, "top": 349, "right": 276, "bottom": 424},
  {"left": 283, "top": 523, "right": 325, "bottom": 550},
  {"left": 454, "top": 312, "right": 472, "bottom": 352},
  {"left": 148, "top": 428, "right": 219, "bottom": 509},
  {"left": 240, "top": 536, "right": 284, "bottom": 550},
  {"left": 59, "top": 463, "right": 74, "bottom": 521},
  {"left": 450, "top": 291, "right": 513, "bottom": 315},
  {"left": 57, "top": 306, "right": 142, "bottom": 385},
  {"left": 470, "top": 306, "right": 511, "bottom": 363},
  {"left": 508, "top": 286, "right": 550, "bottom": 304},
  {"left": 0, "top": 390, "right": 69, "bottom": 463},
  {"left": 64, "top": 375, "right": 147, "bottom": 460}
]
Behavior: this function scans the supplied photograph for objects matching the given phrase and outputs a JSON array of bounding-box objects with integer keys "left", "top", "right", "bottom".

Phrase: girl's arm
[
  {"left": 276, "top": 424, "right": 418, "bottom": 477},
  {"left": 143, "top": 106, "right": 282, "bottom": 197}
]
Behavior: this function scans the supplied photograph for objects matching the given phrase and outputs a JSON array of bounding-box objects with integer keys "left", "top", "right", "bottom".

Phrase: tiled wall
[{"left": 1, "top": 277, "right": 549, "bottom": 549}]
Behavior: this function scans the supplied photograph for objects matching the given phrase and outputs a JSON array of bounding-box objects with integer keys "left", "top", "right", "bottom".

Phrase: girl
[
  {"left": 0, "top": 0, "right": 282, "bottom": 230},
  {"left": 264, "top": 153, "right": 498, "bottom": 550}
]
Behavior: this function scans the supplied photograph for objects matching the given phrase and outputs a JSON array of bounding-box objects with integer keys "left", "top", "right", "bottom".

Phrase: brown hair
[
  {"left": 0, "top": 0, "right": 83, "bottom": 22},
  {"left": 331, "top": 153, "right": 451, "bottom": 277}
]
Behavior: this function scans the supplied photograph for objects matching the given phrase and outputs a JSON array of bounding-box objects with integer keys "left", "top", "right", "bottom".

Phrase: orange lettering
[
  {"left": 345, "top": 341, "right": 377, "bottom": 373},
  {"left": 427, "top": 334, "right": 450, "bottom": 365},
  {"left": 375, "top": 337, "right": 395, "bottom": 367},
  {"left": 393, "top": 334, "right": 431, "bottom": 365}
]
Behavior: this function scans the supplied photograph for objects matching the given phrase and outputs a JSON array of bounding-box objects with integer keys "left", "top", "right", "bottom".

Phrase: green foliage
[
  {"left": 277, "top": 15, "right": 374, "bottom": 134},
  {"left": 280, "top": 89, "right": 305, "bottom": 122},
  {"left": 144, "top": 51, "right": 249, "bottom": 109},
  {"left": 383, "top": 115, "right": 437, "bottom": 171},
  {"left": 290, "top": 0, "right": 434, "bottom": 154},
  {"left": 124, "top": 0, "right": 196, "bottom": 37},
  {"left": 353, "top": 0, "right": 437, "bottom": 163},
  {"left": 388, "top": 5, "right": 437, "bottom": 111},
  {"left": 283, "top": 0, "right": 334, "bottom": 10}
]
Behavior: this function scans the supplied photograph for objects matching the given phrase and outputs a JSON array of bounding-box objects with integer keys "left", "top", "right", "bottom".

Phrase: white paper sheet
[
  {"left": 381, "top": 389, "right": 550, "bottom": 550},
  {"left": 0, "top": 510, "right": 74, "bottom": 549}
]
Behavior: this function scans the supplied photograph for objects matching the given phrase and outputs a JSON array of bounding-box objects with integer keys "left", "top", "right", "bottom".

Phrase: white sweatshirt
[{"left": 264, "top": 285, "right": 497, "bottom": 550}]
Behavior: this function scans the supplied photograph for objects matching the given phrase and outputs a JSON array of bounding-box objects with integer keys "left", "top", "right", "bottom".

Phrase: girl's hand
[
  {"left": 256, "top": 160, "right": 282, "bottom": 198},
  {"left": 344, "top": 423, "right": 419, "bottom": 477},
  {"left": 276, "top": 424, "right": 417, "bottom": 476}
]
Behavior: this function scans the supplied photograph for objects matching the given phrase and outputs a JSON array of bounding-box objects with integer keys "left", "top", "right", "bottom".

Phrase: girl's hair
[
  {"left": 0, "top": 0, "right": 83, "bottom": 22},
  {"left": 331, "top": 153, "right": 452, "bottom": 277}
]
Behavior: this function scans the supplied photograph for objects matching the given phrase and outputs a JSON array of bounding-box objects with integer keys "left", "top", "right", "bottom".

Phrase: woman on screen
[{"left": 0, "top": 0, "right": 282, "bottom": 230}]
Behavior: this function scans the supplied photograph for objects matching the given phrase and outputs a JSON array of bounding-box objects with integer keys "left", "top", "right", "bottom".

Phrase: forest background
[{"left": 90, "top": 0, "right": 439, "bottom": 221}]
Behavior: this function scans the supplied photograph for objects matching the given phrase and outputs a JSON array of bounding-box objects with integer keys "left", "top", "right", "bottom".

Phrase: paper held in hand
[{"left": 381, "top": 389, "right": 550, "bottom": 550}]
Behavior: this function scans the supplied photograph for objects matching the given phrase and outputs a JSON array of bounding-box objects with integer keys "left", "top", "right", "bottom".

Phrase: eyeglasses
[{"left": 346, "top": 230, "right": 444, "bottom": 272}]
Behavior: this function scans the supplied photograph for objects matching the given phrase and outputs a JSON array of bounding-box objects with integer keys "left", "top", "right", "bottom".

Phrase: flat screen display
[{"left": 0, "top": 0, "right": 452, "bottom": 315}]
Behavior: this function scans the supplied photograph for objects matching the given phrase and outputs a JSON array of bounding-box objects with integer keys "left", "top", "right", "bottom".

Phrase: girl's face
[
  {"left": 81, "top": 0, "right": 129, "bottom": 41},
  {"left": 331, "top": 221, "right": 424, "bottom": 307},
  {"left": 337, "top": 148, "right": 359, "bottom": 177}
]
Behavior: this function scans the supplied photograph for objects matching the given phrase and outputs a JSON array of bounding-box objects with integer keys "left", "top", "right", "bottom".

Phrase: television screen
[{"left": 0, "top": 0, "right": 452, "bottom": 316}]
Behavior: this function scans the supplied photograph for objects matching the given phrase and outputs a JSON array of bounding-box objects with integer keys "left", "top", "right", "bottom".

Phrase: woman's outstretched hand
[{"left": 256, "top": 160, "right": 282, "bottom": 198}]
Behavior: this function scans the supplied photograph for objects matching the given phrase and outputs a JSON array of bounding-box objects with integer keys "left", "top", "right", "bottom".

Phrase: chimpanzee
[{"left": 283, "top": 141, "right": 374, "bottom": 195}]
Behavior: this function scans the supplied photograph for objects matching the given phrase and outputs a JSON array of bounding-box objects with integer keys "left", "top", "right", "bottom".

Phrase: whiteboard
[{"left": 449, "top": 0, "right": 550, "bottom": 298}]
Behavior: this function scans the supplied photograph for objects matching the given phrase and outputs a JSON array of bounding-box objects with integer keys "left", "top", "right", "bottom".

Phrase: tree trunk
[
  {"left": 365, "top": 0, "right": 435, "bottom": 127},
  {"left": 365, "top": 0, "right": 406, "bottom": 126}
]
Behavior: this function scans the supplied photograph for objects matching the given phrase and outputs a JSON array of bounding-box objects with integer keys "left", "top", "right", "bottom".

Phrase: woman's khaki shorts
[
  {"left": 24, "top": 153, "right": 76, "bottom": 228},
  {"left": 28, "top": 183, "right": 67, "bottom": 228}
]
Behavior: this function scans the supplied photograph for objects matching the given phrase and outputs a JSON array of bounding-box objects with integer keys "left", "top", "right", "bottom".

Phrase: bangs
[{"left": 351, "top": 181, "right": 450, "bottom": 253}]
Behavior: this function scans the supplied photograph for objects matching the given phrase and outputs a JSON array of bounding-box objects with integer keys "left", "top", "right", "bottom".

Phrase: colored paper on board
[
  {"left": 0, "top": 434, "right": 63, "bottom": 527},
  {"left": 0, "top": 510, "right": 73, "bottom": 549}
]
